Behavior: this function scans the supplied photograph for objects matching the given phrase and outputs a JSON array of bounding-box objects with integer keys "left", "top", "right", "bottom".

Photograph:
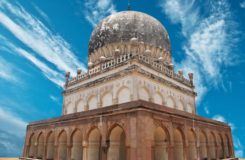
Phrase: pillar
[
  {"left": 67, "top": 145, "right": 72, "bottom": 160},
  {"left": 83, "top": 141, "right": 88, "bottom": 160},
  {"left": 168, "top": 145, "right": 174, "bottom": 160},
  {"left": 43, "top": 144, "right": 47, "bottom": 160}
]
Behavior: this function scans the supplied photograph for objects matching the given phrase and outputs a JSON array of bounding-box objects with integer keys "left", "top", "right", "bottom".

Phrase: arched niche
[
  {"left": 101, "top": 92, "right": 113, "bottom": 107},
  {"left": 199, "top": 131, "right": 208, "bottom": 159},
  {"left": 208, "top": 132, "right": 216, "bottom": 159},
  {"left": 46, "top": 131, "right": 55, "bottom": 160},
  {"left": 165, "top": 97, "right": 175, "bottom": 109},
  {"left": 138, "top": 87, "right": 150, "bottom": 101},
  {"left": 186, "top": 103, "right": 193, "bottom": 113},
  {"left": 107, "top": 125, "right": 126, "bottom": 160},
  {"left": 58, "top": 130, "right": 67, "bottom": 160},
  {"left": 224, "top": 134, "right": 231, "bottom": 158},
  {"left": 28, "top": 133, "right": 35, "bottom": 158},
  {"left": 77, "top": 100, "right": 85, "bottom": 112},
  {"left": 117, "top": 87, "right": 130, "bottom": 104},
  {"left": 37, "top": 132, "right": 44, "bottom": 159},
  {"left": 71, "top": 129, "right": 83, "bottom": 160},
  {"left": 153, "top": 92, "right": 163, "bottom": 105},
  {"left": 173, "top": 128, "right": 184, "bottom": 160},
  {"left": 187, "top": 130, "right": 197, "bottom": 160},
  {"left": 88, "top": 128, "right": 101, "bottom": 160},
  {"left": 176, "top": 100, "right": 184, "bottom": 111},
  {"left": 217, "top": 134, "right": 224, "bottom": 159},
  {"left": 66, "top": 103, "right": 75, "bottom": 114},
  {"left": 153, "top": 127, "right": 169, "bottom": 160},
  {"left": 88, "top": 96, "right": 98, "bottom": 110}
]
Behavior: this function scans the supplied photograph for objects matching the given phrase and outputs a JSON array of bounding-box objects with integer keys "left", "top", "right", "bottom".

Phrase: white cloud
[
  {"left": 233, "top": 135, "right": 244, "bottom": 158},
  {"left": 50, "top": 95, "right": 60, "bottom": 103},
  {"left": 0, "top": 107, "right": 27, "bottom": 137},
  {"left": 83, "top": 0, "right": 116, "bottom": 27},
  {"left": 16, "top": 48, "right": 64, "bottom": 87},
  {"left": 0, "top": 57, "right": 18, "bottom": 82},
  {"left": 32, "top": 3, "right": 51, "bottom": 24},
  {"left": 240, "top": 1, "right": 245, "bottom": 8},
  {"left": 212, "top": 114, "right": 235, "bottom": 130},
  {"left": 159, "top": 0, "right": 199, "bottom": 36},
  {"left": 0, "top": 106, "right": 27, "bottom": 156},
  {"left": 0, "top": 0, "right": 86, "bottom": 76},
  {"left": 212, "top": 114, "right": 226, "bottom": 122},
  {"left": 0, "top": 35, "right": 64, "bottom": 87},
  {"left": 204, "top": 106, "right": 210, "bottom": 115},
  {"left": 160, "top": 0, "right": 238, "bottom": 103}
]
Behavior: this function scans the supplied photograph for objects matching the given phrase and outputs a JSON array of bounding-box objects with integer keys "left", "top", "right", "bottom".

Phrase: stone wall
[{"left": 23, "top": 100, "right": 234, "bottom": 160}]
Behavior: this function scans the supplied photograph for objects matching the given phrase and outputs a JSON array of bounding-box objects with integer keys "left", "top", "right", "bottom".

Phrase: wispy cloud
[
  {"left": 0, "top": 56, "right": 18, "bottom": 82},
  {"left": 0, "top": 35, "right": 64, "bottom": 87},
  {"left": 160, "top": 0, "right": 239, "bottom": 102},
  {"left": 204, "top": 106, "right": 210, "bottom": 115},
  {"left": 0, "top": 107, "right": 27, "bottom": 137},
  {"left": 32, "top": 3, "right": 51, "bottom": 24},
  {"left": 0, "top": 107, "right": 27, "bottom": 156},
  {"left": 16, "top": 48, "right": 64, "bottom": 87},
  {"left": 82, "top": 0, "right": 117, "bottom": 27},
  {"left": 240, "top": 1, "right": 245, "bottom": 9},
  {"left": 233, "top": 136, "right": 244, "bottom": 158},
  {"left": 50, "top": 95, "right": 60, "bottom": 103},
  {"left": 0, "top": 0, "right": 85, "bottom": 76}
]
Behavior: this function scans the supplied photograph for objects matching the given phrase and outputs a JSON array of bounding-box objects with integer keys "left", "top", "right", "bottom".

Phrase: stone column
[
  {"left": 54, "top": 144, "right": 58, "bottom": 160},
  {"left": 67, "top": 145, "right": 72, "bottom": 160},
  {"left": 184, "top": 145, "right": 188, "bottom": 160},
  {"left": 168, "top": 145, "right": 174, "bottom": 160},
  {"left": 196, "top": 146, "right": 200, "bottom": 160},
  {"left": 82, "top": 140, "right": 88, "bottom": 160},
  {"left": 43, "top": 144, "right": 47, "bottom": 160}
]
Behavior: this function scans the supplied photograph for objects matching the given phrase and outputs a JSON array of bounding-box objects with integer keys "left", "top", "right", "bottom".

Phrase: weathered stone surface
[{"left": 88, "top": 11, "right": 171, "bottom": 55}]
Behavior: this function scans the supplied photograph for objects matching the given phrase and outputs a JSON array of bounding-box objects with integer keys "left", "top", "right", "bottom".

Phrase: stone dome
[{"left": 88, "top": 11, "right": 171, "bottom": 57}]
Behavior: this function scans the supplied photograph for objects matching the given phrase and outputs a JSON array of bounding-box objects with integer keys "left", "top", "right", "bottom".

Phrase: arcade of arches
[{"left": 24, "top": 101, "right": 234, "bottom": 160}]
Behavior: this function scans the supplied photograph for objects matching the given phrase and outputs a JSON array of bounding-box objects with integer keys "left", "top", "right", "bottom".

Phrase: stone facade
[
  {"left": 22, "top": 11, "right": 236, "bottom": 160},
  {"left": 23, "top": 101, "right": 234, "bottom": 160}
]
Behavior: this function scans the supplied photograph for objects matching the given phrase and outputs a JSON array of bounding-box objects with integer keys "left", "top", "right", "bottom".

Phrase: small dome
[{"left": 88, "top": 11, "right": 171, "bottom": 57}]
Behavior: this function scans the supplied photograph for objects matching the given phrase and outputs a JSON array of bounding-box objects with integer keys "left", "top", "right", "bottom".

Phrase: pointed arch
[
  {"left": 186, "top": 103, "right": 193, "bottom": 113},
  {"left": 101, "top": 91, "right": 113, "bottom": 107},
  {"left": 46, "top": 131, "right": 55, "bottom": 160},
  {"left": 88, "top": 127, "right": 101, "bottom": 160},
  {"left": 153, "top": 126, "right": 170, "bottom": 160},
  {"left": 173, "top": 128, "right": 185, "bottom": 160},
  {"left": 165, "top": 96, "right": 175, "bottom": 108},
  {"left": 37, "top": 132, "right": 44, "bottom": 159},
  {"left": 224, "top": 134, "right": 231, "bottom": 158},
  {"left": 138, "top": 86, "right": 150, "bottom": 101},
  {"left": 66, "top": 102, "right": 75, "bottom": 114},
  {"left": 217, "top": 133, "right": 224, "bottom": 159},
  {"left": 176, "top": 100, "right": 184, "bottom": 111},
  {"left": 77, "top": 99, "right": 85, "bottom": 112},
  {"left": 58, "top": 130, "right": 67, "bottom": 160},
  {"left": 117, "top": 86, "right": 131, "bottom": 104},
  {"left": 107, "top": 125, "right": 126, "bottom": 160},
  {"left": 88, "top": 95, "right": 98, "bottom": 110},
  {"left": 153, "top": 92, "right": 163, "bottom": 105},
  {"left": 28, "top": 133, "right": 35, "bottom": 158},
  {"left": 208, "top": 132, "right": 216, "bottom": 159},
  {"left": 71, "top": 129, "right": 83, "bottom": 160},
  {"left": 187, "top": 129, "right": 197, "bottom": 160},
  {"left": 199, "top": 130, "right": 208, "bottom": 159}
]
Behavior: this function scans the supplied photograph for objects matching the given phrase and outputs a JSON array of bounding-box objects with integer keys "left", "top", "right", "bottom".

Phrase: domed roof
[{"left": 88, "top": 11, "right": 171, "bottom": 56}]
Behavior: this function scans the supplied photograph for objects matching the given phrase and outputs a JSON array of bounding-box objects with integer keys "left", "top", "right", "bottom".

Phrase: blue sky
[{"left": 0, "top": 0, "right": 244, "bottom": 157}]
